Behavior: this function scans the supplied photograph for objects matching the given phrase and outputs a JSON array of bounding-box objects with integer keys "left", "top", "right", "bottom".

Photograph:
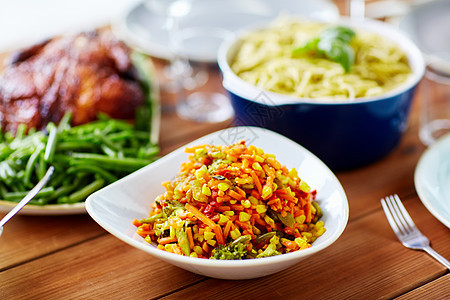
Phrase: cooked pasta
[{"left": 231, "top": 17, "right": 412, "bottom": 100}]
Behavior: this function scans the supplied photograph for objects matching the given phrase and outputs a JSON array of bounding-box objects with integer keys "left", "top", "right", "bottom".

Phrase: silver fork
[{"left": 381, "top": 194, "right": 450, "bottom": 270}]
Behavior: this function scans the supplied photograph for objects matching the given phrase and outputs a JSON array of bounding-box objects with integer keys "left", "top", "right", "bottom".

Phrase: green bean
[
  {"left": 24, "top": 144, "right": 45, "bottom": 187},
  {"left": 254, "top": 232, "right": 276, "bottom": 244},
  {"left": 56, "top": 141, "right": 95, "bottom": 151},
  {"left": 70, "top": 153, "right": 151, "bottom": 172},
  {"left": 15, "top": 123, "right": 27, "bottom": 140},
  {"left": 57, "top": 112, "right": 72, "bottom": 132},
  {"left": 37, "top": 153, "right": 47, "bottom": 179},
  {"left": 0, "top": 182, "right": 7, "bottom": 198},
  {"left": 61, "top": 178, "right": 105, "bottom": 203},
  {"left": 4, "top": 187, "right": 55, "bottom": 201},
  {"left": 67, "top": 165, "right": 117, "bottom": 183},
  {"left": 95, "top": 129, "right": 122, "bottom": 152},
  {"left": 44, "top": 123, "right": 58, "bottom": 162},
  {"left": 100, "top": 144, "right": 118, "bottom": 158}
]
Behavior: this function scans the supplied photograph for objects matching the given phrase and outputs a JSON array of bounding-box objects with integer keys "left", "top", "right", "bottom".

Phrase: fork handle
[{"left": 423, "top": 246, "right": 450, "bottom": 270}]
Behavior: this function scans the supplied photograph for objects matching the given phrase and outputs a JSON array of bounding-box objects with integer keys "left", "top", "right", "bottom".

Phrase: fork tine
[
  {"left": 381, "top": 196, "right": 402, "bottom": 236},
  {"left": 392, "top": 194, "right": 418, "bottom": 233},
  {"left": 388, "top": 194, "right": 411, "bottom": 235},
  {"left": 384, "top": 195, "right": 407, "bottom": 236}
]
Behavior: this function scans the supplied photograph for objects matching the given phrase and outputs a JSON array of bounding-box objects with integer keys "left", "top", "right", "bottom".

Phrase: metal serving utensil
[{"left": 0, "top": 166, "right": 54, "bottom": 236}]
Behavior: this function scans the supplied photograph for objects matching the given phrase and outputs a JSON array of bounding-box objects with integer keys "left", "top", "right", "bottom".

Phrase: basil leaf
[
  {"left": 318, "top": 39, "right": 355, "bottom": 72},
  {"left": 292, "top": 25, "right": 356, "bottom": 72}
]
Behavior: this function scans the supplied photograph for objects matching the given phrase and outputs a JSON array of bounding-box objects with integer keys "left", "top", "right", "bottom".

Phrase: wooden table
[{"left": 1, "top": 4, "right": 449, "bottom": 300}]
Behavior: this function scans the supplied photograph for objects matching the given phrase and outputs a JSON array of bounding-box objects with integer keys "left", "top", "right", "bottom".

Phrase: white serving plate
[
  {"left": 86, "top": 127, "right": 349, "bottom": 279},
  {"left": 414, "top": 134, "right": 450, "bottom": 228},
  {"left": 113, "top": 0, "right": 339, "bottom": 63}
]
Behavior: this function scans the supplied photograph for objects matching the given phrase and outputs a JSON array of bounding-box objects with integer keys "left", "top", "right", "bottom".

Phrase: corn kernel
[
  {"left": 204, "top": 231, "right": 215, "bottom": 241},
  {"left": 194, "top": 245, "right": 203, "bottom": 255},
  {"left": 229, "top": 199, "right": 237, "bottom": 205},
  {"left": 207, "top": 239, "right": 217, "bottom": 247},
  {"left": 239, "top": 212, "right": 251, "bottom": 222},
  {"left": 195, "top": 148, "right": 206, "bottom": 156},
  {"left": 254, "top": 155, "right": 264, "bottom": 163},
  {"left": 302, "top": 232, "right": 313, "bottom": 239},
  {"left": 252, "top": 162, "right": 262, "bottom": 171},
  {"left": 264, "top": 215, "right": 275, "bottom": 227},
  {"left": 194, "top": 233, "right": 203, "bottom": 242},
  {"left": 223, "top": 211, "right": 235, "bottom": 216},
  {"left": 289, "top": 168, "right": 299, "bottom": 180},
  {"left": 256, "top": 205, "right": 267, "bottom": 214},
  {"left": 262, "top": 186, "right": 272, "bottom": 199},
  {"left": 218, "top": 214, "right": 229, "bottom": 225},
  {"left": 252, "top": 226, "right": 261, "bottom": 235},
  {"left": 230, "top": 228, "right": 241, "bottom": 240},
  {"left": 295, "top": 215, "right": 306, "bottom": 224},
  {"left": 316, "top": 221, "right": 324, "bottom": 228},
  {"left": 295, "top": 237, "right": 308, "bottom": 250},
  {"left": 241, "top": 199, "right": 251, "bottom": 208},
  {"left": 202, "top": 184, "right": 211, "bottom": 196},
  {"left": 190, "top": 252, "right": 198, "bottom": 258},
  {"left": 299, "top": 180, "right": 311, "bottom": 193},
  {"left": 218, "top": 183, "right": 229, "bottom": 191},
  {"left": 316, "top": 227, "right": 326, "bottom": 236},
  {"left": 248, "top": 196, "right": 259, "bottom": 205}
]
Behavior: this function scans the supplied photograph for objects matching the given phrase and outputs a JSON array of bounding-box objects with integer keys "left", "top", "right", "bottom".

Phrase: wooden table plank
[
  {"left": 0, "top": 214, "right": 104, "bottom": 271},
  {"left": 397, "top": 274, "right": 450, "bottom": 299}
]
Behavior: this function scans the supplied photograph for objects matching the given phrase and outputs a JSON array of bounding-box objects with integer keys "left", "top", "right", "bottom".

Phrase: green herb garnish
[{"left": 292, "top": 26, "right": 356, "bottom": 72}]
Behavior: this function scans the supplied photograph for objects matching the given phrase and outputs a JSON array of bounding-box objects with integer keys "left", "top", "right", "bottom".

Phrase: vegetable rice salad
[{"left": 133, "top": 141, "right": 326, "bottom": 260}]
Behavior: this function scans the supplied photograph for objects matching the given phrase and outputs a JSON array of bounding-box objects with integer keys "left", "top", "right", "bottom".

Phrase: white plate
[
  {"left": 113, "top": 0, "right": 339, "bottom": 63},
  {"left": 0, "top": 201, "right": 86, "bottom": 215},
  {"left": 414, "top": 134, "right": 450, "bottom": 228},
  {"left": 86, "top": 127, "right": 348, "bottom": 279}
]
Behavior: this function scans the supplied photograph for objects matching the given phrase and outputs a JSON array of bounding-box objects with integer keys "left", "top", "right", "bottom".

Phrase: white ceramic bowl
[{"left": 86, "top": 127, "right": 349, "bottom": 280}]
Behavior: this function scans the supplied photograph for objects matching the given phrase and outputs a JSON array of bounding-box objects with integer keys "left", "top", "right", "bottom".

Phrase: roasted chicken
[{"left": 0, "top": 30, "right": 145, "bottom": 133}]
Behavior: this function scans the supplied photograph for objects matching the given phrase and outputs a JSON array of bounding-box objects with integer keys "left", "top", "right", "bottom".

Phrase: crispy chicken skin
[{"left": 0, "top": 30, "right": 145, "bottom": 132}]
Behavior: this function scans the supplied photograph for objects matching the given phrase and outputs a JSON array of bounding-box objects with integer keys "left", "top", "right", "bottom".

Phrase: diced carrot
[
  {"left": 230, "top": 204, "right": 244, "bottom": 211},
  {"left": 202, "top": 242, "right": 210, "bottom": 254},
  {"left": 250, "top": 170, "right": 263, "bottom": 195},
  {"left": 305, "top": 201, "right": 312, "bottom": 223},
  {"left": 173, "top": 244, "right": 183, "bottom": 255},
  {"left": 137, "top": 228, "right": 155, "bottom": 237},
  {"left": 132, "top": 218, "right": 142, "bottom": 227},
  {"left": 158, "top": 236, "right": 177, "bottom": 245},
  {"left": 213, "top": 225, "right": 225, "bottom": 245},
  {"left": 228, "top": 189, "right": 244, "bottom": 200},
  {"left": 184, "top": 144, "right": 208, "bottom": 153},
  {"left": 235, "top": 186, "right": 246, "bottom": 198},
  {"left": 224, "top": 220, "right": 233, "bottom": 238},
  {"left": 216, "top": 205, "right": 231, "bottom": 212},
  {"left": 282, "top": 239, "right": 299, "bottom": 251},
  {"left": 186, "top": 203, "right": 217, "bottom": 228},
  {"left": 235, "top": 220, "right": 250, "bottom": 230}
]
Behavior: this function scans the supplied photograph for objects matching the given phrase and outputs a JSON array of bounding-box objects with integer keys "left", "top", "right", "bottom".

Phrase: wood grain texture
[
  {"left": 0, "top": 214, "right": 104, "bottom": 271},
  {"left": 0, "top": 234, "right": 205, "bottom": 299}
]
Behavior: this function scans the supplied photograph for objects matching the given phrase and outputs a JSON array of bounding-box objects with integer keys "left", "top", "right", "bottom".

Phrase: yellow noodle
[{"left": 231, "top": 18, "right": 412, "bottom": 100}]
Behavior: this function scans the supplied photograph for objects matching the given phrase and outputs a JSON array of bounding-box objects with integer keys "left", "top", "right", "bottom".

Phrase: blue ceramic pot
[{"left": 218, "top": 18, "right": 425, "bottom": 170}]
